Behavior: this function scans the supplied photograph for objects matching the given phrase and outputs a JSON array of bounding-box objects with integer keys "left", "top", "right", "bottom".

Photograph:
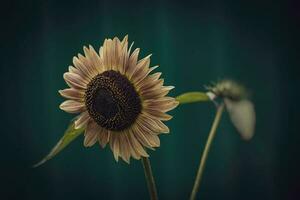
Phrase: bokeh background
[{"left": 2, "top": 0, "right": 299, "bottom": 199}]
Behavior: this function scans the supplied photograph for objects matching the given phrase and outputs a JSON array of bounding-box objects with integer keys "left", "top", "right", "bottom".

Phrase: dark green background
[{"left": 2, "top": 0, "right": 299, "bottom": 199}]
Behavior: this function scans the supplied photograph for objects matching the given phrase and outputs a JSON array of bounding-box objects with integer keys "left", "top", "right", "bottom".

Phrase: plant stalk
[
  {"left": 142, "top": 157, "right": 158, "bottom": 200},
  {"left": 190, "top": 103, "right": 225, "bottom": 200}
]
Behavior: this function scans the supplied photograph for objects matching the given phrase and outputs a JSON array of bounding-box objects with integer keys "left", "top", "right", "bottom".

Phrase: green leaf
[
  {"left": 33, "top": 121, "right": 84, "bottom": 167},
  {"left": 176, "top": 92, "right": 210, "bottom": 104}
]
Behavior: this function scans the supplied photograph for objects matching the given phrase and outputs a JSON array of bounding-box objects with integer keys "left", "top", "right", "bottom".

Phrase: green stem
[
  {"left": 190, "top": 103, "right": 225, "bottom": 200},
  {"left": 142, "top": 157, "right": 158, "bottom": 200}
]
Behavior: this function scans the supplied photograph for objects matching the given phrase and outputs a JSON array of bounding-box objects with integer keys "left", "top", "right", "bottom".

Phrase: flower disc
[{"left": 85, "top": 70, "right": 142, "bottom": 131}]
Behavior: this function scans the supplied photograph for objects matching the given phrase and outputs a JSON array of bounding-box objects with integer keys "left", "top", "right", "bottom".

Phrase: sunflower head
[
  {"left": 59, "top": 36, "right": 178, "bottom": 163},
  {"left": 206, "top": 79, "right": 255, "bottom": 140},
  {"left": 206, "top": 79, "right": 248, "bottom": 101}
]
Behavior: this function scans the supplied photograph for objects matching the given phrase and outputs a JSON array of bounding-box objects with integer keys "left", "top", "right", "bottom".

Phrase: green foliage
[
  {"left": 176, "top": 92, "right": 210, "bottom": 104},
  {"left": 33, "top": 121, "right": 84, "bottom": 167}
]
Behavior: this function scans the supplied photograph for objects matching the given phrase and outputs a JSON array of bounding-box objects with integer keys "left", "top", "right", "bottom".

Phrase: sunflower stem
[
  {"left": 142, "top": 157, "right": 158, "bottom": 200},
  {"left": 190, "top": 103, "right": 225, "bottom": 200}
]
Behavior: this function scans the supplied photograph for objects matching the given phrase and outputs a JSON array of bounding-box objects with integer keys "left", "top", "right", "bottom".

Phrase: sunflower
[
  {"left": 59, "top": 35, "right": 178, "bottom": 163},
  {"left": 206, "top": 79, "right": 255, "bottom": 140}
]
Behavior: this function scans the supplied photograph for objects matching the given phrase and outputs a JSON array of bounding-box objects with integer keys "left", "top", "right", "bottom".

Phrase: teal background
[{"left": 2, "top": 0, "right": 299, "bottom": 199}]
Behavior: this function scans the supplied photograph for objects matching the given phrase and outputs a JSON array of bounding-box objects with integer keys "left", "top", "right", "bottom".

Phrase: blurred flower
[
  {"left": 59, "top": 36, "right": 178, "bottom": 163},
  {"left": 206, "top": 80, "right": 256, "bottom": 140}
]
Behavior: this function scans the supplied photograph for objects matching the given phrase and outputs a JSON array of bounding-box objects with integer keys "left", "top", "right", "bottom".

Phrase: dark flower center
[{"left": 85, "top": 70, "right": 142, "bottom": 131}]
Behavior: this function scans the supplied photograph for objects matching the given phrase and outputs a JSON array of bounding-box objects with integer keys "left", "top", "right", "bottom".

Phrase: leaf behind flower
[
  {"left": 33, "top": 122, "right": 84, "bottom": 168},
  {"left": 176, "top": 92, "right": 210, "bottom": 104}
]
